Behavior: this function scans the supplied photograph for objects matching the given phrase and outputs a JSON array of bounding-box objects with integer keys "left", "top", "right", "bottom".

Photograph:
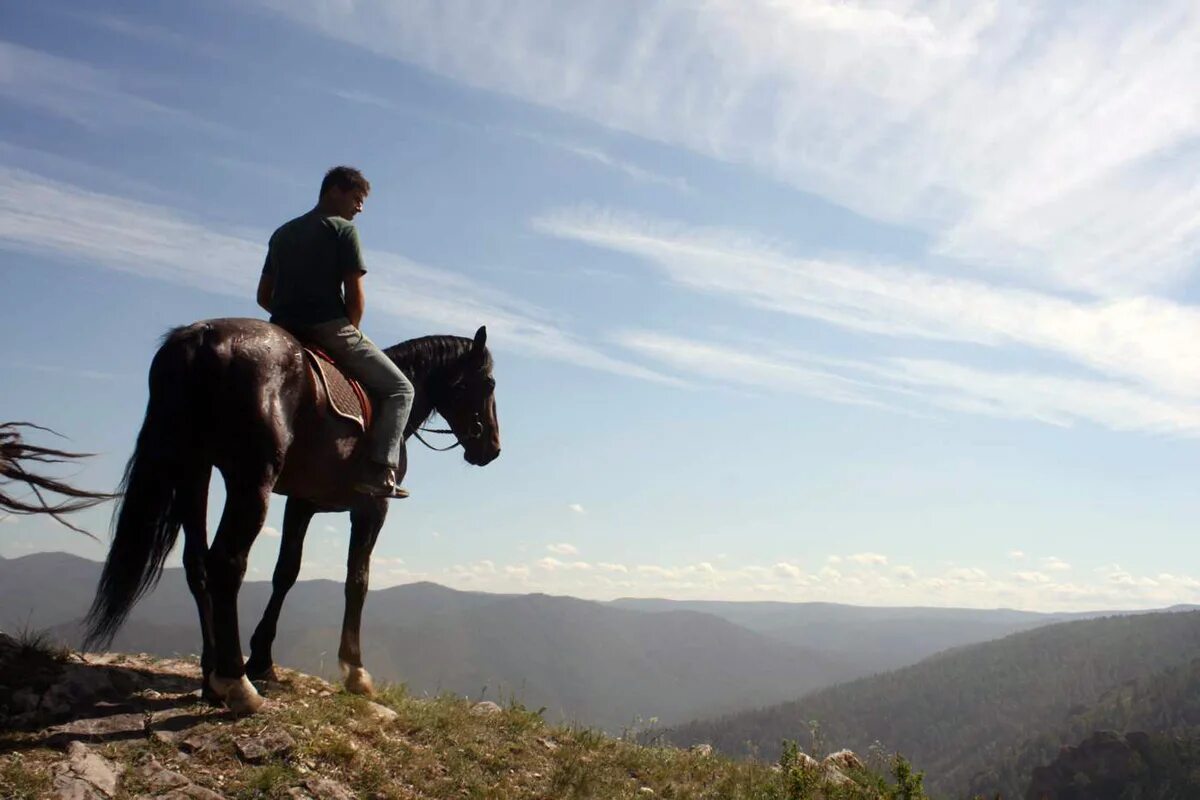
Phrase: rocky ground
[{"left": 0, "top": 632, "right": 914, "bottom": 799}]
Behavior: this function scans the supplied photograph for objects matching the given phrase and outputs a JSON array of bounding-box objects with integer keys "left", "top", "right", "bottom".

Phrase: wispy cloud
[
  {"left": 507, "top": 129, "right": 690, "bottom": 193},
  {"left": 533, "top": 208, "right": 1200, "bottom": 435},
  {"left": 0, "top": 40, "right": 226, "bottom": 136},
  {"left": 614, "top": 328, "right": 1200, "bottom": 436},
  {"left": 0, "top": 166, "right": 669, "bottom": 384},
  {"left": 255, "top": 0, "right": 1200, "bottom": 296}
]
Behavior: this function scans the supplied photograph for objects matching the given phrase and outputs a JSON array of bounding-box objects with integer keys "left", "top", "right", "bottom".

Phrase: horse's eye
[{"left": 484, "top": 378, "right": 496, "bottom": 391}]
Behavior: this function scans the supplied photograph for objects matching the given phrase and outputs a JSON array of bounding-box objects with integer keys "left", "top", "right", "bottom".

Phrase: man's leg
[{"left": 306, "top": 319, "right": 415, "bottom": 492}]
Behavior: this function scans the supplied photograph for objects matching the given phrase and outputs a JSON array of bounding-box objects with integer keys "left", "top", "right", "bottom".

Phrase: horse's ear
[{"left": 473, "top": 326, "right": 487, "bottom": 351}]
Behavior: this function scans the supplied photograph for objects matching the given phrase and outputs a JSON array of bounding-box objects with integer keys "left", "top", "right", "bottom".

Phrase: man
[{"left": 256, "top": 166, "right": 413, "bottom": 498}]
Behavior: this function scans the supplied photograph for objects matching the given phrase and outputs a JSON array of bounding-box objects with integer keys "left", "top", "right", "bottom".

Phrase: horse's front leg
[
  {"left": 246, "top": 497, "right": 317, "bottom": 682},
  {"left": 339, "top": 496, "right": 388, "bottom": 695}
]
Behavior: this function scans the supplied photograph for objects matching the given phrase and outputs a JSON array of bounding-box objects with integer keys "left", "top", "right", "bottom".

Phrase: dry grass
[{"left": 0, "top": 663, "right": 917, "bottom": 800}]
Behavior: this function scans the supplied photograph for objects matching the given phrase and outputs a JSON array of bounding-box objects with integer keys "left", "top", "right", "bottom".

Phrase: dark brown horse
[{"left": 83, "top": 319, "right": 500, "bottom": 713}]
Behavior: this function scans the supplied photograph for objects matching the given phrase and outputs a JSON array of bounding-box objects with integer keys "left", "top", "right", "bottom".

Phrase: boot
[{"left": 353, "top": 462, "right": 410, "bottom": 498}]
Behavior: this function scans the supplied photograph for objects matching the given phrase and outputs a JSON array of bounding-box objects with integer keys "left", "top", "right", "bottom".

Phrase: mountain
[
  {"left": 669, "top": 610, "right": 1200, "bottom": 798},
  {"left": 611, "top": 597, "right": 1111, "bottom": 677},
  {"left": 0, "top": 553, "right": 846, "bottom": 732},
  {"left": 1025, "top": 730, "right": 1200, "bottom": 800},
  {"left": 968, "top": 656, "right": 1200, "bottom": 798}
]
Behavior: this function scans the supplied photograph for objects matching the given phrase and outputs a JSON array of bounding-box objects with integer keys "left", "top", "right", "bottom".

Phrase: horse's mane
[{"left": 385, "top": 335, "right": 493, "bottom": 380}]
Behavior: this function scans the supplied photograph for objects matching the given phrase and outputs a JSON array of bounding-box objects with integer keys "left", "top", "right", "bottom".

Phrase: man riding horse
[
  {"left": 256, "top": 166, "right": 413, "bottom": 499},
  {"left": 83, "top": 166, "right": 501, "bottom": 714}
]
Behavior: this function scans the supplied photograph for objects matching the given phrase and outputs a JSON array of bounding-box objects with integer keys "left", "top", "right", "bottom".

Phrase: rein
[
  {"left": 412, "top": 425, "right": 462, "bottom": 452},
  {"left": 411, "top": 412, "right": 485, "bottom": 453}
]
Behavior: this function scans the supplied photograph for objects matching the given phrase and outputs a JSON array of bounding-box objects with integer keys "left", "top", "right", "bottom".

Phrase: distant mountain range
[
  {"left": 3, "top": 551, "right": 1193, "bottom": 751},
  {"left": 669, "top": 609, "right": 1200, "bottom": 798}
]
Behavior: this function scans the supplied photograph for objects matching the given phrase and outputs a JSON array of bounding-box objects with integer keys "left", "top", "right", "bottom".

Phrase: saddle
[{"left": 303, "top": 347, "right": 373, "bottom": 431}]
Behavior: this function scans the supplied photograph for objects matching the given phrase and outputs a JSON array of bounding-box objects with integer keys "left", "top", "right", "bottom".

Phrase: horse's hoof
[
  {"left": 341, "top": 663, "right": 375, "bottom": 696},
  {"left": 245, "top": 662, "right": 278, "bottom": 683},
  {"left": 209, "top": 674, "right": 265, "bottom": 714}
]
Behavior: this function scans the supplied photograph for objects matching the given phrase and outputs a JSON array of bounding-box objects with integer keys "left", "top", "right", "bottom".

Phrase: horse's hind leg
[
  {"left": 178, "top": 464, "right": 220, "bottom": 703},
  {"left": 339, "top": 497, "right": 388, "bottom": 695},
  {"left": 206, "top": 476, "right": 273, "bottom": 714},
  {"left": 246, "top": 497, "right": 317, "bottom": 682}
]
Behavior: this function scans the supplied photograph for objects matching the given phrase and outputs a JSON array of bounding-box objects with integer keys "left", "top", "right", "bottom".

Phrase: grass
[{"left": 0, "top": 655, "right": 926, "bottom": 800}]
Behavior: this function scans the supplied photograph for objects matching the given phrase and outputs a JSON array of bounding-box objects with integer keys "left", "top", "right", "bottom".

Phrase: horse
[{"left": 82, "top": 319, "right": 500, "bottom": 713}]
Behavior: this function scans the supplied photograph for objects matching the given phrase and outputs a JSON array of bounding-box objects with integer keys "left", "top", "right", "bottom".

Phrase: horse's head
[{"left": 435, "top": 326, "right": 501, "bottom": 466}]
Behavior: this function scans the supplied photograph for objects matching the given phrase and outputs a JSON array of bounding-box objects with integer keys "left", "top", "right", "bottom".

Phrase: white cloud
[
  {"left": 945, "top": 567, "right": 988, "bottom": 582},
  {"left": 261, "top": 526, "right": 281, "bottom": 539},
  {"left": 1008, "top": 550, "right": 1026, "bottom": 560},
  {"left": 773, "top": 562, "right": 804, "bottom": 580},
  {"left": 0, "top": 166, "right": 670, "bottom": 384},
  {"left": 567, "top": 503, "right": 586, "bottom": 514},
  {"left": 597, "top": 563, "right": 628, "bottom": 573},
  {"left": 507, "top": 128, "right": 690, "bottom": 193},
  {"left": 1042, "top": 557, "right": 1072, "bottom": 572},
  {"left": 546, "top": 543, "right": 579, "bottom": 556},
  {"left": 541, "top": 209, "right": 1200, "bottom": 407},
  {"left": 847, "top": 552, "right": 889, "bottom": 566},
  {"left": 1013, "top": 571, "right": 1051, "bottom": 585},
  {"left": 258, "top": 0, "right": 1200, "bottom": 297}
]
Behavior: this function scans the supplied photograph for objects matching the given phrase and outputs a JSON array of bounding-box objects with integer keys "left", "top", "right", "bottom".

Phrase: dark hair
[{"left": 319, "top": 166, "right": 371, "bottom": 198}]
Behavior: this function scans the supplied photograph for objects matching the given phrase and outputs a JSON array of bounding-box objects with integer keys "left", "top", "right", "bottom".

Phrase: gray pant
[{"left": 304, "top": 318, "right": 414, "bottom": 469}]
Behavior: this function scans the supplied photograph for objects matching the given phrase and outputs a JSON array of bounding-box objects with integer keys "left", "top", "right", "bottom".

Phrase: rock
[
  {"left": 689, "top": 743, "right": 713, "bottom": 757},
  {"left": 234, "top": 727, "right": 296, "bottom": 763},
  {"left": 52, "top": 773, "right": 107, "bottom": 800},
  {"left": 287, "top": 776, "right": 357, "bottom": 800},
  {"left": 823, "top": 749, "right": 865, "bottom": 773},
  {"left": 1026, "top": 730, "right": 1154, "bottom": 800},
  {"left": 180, "top": 728, "right": 226, "bottom": 755},
  {"left": 638, "top": 788, "right": 655, "bottom": 796},
  {"left": 47, "top": 713, "right": 146, "bottom": 743},
  {"left": 470, "top": 700, "right": 503, "bottom": 716},
  {"left": 148, "top": 705, "right": 210, "bottom": 743},
  {"left": 51, "top": 742, "right": 121, "bottom": 799},
  {"left": 135, "top": 759, "right": 190, "bottom": 792},
  {"left": 538, "top": 737, "right": 560, "bottom": 752},
  {"left": 147, "top": 786, "right": 227, "bottom": 800},
  {"left": 822, "top": 764, "right": 853, "bottom": 786},
  {"left": 362, "top": 700, "right": 398, "bottom": 724}
]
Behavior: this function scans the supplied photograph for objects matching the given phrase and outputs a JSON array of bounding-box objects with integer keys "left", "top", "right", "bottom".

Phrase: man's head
[{"left": 319, "top": 166, "right": 370, "bottom": 220}]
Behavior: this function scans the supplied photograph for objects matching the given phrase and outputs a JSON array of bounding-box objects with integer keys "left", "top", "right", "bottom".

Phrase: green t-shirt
[{"left": 262, "top": 211, "right": 367, "bottom": 327}]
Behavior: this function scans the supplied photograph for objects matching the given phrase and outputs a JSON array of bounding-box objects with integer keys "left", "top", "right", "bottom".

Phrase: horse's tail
[{"left": 83, "top": 324, "right": 215, "bottom": 650}]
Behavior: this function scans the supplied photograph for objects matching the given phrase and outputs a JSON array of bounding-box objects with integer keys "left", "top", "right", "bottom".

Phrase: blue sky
[{"left": 2, "top": 0, "right": 1200, "bottom": 611}]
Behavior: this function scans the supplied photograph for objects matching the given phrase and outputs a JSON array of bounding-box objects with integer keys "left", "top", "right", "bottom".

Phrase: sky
[{"left": 2, "top": 0, "right": 1200, "bottom": 612}]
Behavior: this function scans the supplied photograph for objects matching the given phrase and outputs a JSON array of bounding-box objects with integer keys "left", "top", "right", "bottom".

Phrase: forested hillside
[
  {"left": 670, "top": 611, "right": 1200, "bottom": 798},
  {"left": 968, "top": 657, "right": 1200, "bottom": 798}
]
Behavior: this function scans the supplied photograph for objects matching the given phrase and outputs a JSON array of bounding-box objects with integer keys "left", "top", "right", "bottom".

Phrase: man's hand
[
  {"left": 256, "top": 273, "right": 274, "bottom": 314},
  {"left": 344, "top": 272, "right": 366, "bottom": 328}
]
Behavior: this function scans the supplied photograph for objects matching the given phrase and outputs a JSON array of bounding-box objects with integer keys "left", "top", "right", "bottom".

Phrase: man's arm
[
  {"left": 344, "top": 272, "right": 365, "bottom": 328},
  {"left": 256, "top": 272, "right": 274, "bottom": 314}
]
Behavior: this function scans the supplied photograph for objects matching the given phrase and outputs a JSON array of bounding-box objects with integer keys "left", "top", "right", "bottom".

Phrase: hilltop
[{"left": 0, "top": 632, "right": 925, "bottom": 800}]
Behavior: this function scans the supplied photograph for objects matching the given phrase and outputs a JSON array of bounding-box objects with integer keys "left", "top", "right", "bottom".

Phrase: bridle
[
  {"left": 411, "top": 370, "right": 492, "bottom": 453},
  {"left": 413, "top": 412, "right": 485, "bottom": 452}
]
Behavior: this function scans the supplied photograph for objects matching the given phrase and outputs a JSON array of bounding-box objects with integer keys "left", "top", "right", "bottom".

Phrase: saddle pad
[{"left": 303, "top": 348, "right": 373, "bottom": 431}]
